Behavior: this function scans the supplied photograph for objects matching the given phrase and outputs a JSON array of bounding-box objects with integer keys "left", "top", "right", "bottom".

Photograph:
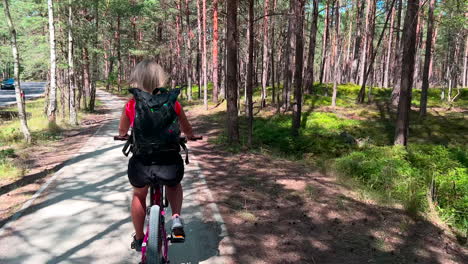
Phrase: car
[{"left": 1, "top": 78, "right": 15, "bottom": 90}]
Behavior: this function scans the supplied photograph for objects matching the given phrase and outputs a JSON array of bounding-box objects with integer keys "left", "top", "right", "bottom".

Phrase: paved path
[
  {"left": 0, "top": 82, "right": 46, "bottom": 107},
  {"left": 0, "top": 90, "right": 233, "bottom": 264}
]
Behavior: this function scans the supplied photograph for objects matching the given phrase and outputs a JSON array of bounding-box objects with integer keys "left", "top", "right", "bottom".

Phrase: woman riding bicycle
[{"left": 117, "top": 59, "right": 198, "bottom": 251}]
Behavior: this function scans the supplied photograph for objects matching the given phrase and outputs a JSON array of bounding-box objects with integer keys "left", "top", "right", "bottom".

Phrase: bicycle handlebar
[{"left": 113, "top": 135, "right": 203, "bottom": 142}]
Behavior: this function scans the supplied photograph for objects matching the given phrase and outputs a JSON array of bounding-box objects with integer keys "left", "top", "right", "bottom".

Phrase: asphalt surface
[
  {"left": 0, "top": 82, "right": 46, "bottom": 107},
  {"left": 0, "top": 90, "right": 233, "bottom": 264}
]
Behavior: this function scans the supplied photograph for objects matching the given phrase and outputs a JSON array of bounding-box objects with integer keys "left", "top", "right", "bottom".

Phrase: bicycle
[{"left": 114, "top": 135, "right": 202, "bottom": 264}]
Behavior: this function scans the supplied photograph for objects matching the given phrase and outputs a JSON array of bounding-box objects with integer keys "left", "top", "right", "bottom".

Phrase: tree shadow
[{"left": 187, "top": 109, "right": 468, "bottom": 264}]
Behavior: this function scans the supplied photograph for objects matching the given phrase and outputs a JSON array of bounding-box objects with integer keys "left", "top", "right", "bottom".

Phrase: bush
[{"left": 335, "top": 144, "right": 468, "bottom": 233}]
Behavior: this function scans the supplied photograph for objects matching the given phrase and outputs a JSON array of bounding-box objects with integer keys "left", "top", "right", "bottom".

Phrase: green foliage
[{"left": 335, "top": 145, "right": 468, "bottom": 233}]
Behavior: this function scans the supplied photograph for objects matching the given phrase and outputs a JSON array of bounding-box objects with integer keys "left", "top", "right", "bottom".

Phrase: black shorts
[{"left": 128, "top": 154, "right": 184, "bottom": 188}]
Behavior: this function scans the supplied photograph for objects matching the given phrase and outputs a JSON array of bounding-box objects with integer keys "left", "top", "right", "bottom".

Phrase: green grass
[{"left": 0, "top": 96, "right": 103, "bottom": 180}]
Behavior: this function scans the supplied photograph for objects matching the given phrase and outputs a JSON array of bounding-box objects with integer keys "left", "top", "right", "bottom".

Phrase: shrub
[{"left": 335, "top": 144, "right": 468, "bottom": 233}]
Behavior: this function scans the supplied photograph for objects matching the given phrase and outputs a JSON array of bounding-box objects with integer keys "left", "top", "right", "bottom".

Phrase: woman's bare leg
[
  {"left": 167, "top": 183, "right": 183, "bottom": 218},
  {"left": 132, "top": 186, "right": 148, "bottom": 239}
]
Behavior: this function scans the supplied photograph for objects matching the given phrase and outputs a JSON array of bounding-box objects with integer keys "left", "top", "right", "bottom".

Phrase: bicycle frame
[{"left": 141, "top": 183, "right": 169, "bottom": 264}]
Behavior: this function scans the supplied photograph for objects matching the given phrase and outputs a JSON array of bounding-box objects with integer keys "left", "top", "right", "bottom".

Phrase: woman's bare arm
[
  {"left": 178, "top": 107, "right": 194, "bottom": 138},
  {"left": 118, "top": 105, "right": 131, "bottom": 137}
]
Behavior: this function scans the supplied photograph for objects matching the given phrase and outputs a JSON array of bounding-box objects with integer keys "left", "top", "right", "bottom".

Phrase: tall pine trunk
[
  {"left": 226, "top": 0, "right": 239, "bottom": 144},
  {"left": 304, "top": 0, "right": 319, "bottom": 94},
  {"left": 383, "top": 1, "right": 395, "bottom": 88},
  {"left": 246, "top": 0, "right": 254, "bottom": 145},
  {"left": 391, "top": 0, "right": 403, "bottom": 105},
  {"left": 212, "top": 0, "right": 219, "bottom": 103},
  {"left": 420, "top": 0, "right": 435, "bottom": 117},
  {"left": 332, "top": 0, "right": 342, "bottom": 108},
  {"left": 88, "top": 0, "right": 99, "bottom": 112},
  {"left": 292, "top": 0, "right": 305, "bottom": 136},
  {"left": 260, "top": 0, "right": 270, "bottom": 108},
  {"left": 68, "top": 0, "right": 78, "bottom": 125},
  {"left": 202, "top": 0, "right": 208, "bottom": 109},
  {"left": 282, "top": 0, "right": 295, "bottom": 110},
  {"left": 47, "top": 0, "right": 57, "bottom": 125},
  {"left": 185, "top": 0, "right": 193, "bottom": 101},
  {"left": 3, "top": 0, "right": 31, "bottom": 143},
  {"left": 319, "top": 0, "right": 330, "bottom": 84},
  {"left": 394, "top": 0, "right": 419, "bottom": 146}
]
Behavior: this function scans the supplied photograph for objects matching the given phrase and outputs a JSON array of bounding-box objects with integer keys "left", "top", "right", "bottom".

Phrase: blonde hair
[{"left": 129, "top": 59, "right": 168, "bottom": 93}]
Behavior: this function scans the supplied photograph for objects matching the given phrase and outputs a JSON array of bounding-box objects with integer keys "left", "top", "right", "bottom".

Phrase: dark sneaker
[
  {"left": 131, "top": 236, "right": 144, "bottom": 252},
  {"left": 171, "top": 216, "right": 185, "bottom": 242}
]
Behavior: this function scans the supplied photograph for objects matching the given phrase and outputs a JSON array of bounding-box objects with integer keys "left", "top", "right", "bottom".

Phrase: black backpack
[{"left": 124, "top": 88, "right": 187, "bottom": 161}]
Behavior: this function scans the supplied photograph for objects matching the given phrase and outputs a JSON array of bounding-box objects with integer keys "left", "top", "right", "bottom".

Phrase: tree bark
[
  {"left": 68, "top": 0, "right": 78, "bottom": 125},
  {"left": 226, "top": 0, "right": 239, "bottom": 144},
  {"left": 304, "top": 0, "right": 319, "bottom": 94},
  {"left": 391, "top": 0, "right": 403, "bottom": 105},
  {"left": 352, "top": 0, "right": 365, "bottom": 84},
  {"left": 357, "top": 0, "right": 394, "bottom": 103},
  {"left": 3, "top": 0, "right": 31, "bottom": 143},
  {"left": 185, "top": 0, "right": 193, "bottom": 101},
  {"left": 292, "top": 0, "right": 305, "bottom": 136},
  {"left": 212, "top": 0, "right": 219, "bottom": 103},
  {"left": 202, "top": 0, "right": 208, "bottom": 109},
  {"left": 420, "top": 0, "right": 435, "bottom": 117},
  {"left": 332, "top": 0, "right": 342, "bottom": 108},
  {"left": 260, "top": 0, "right": 270, "bottom": 108},
  {"left": 383, "top": 1, "right": 395, "bottom": 88},
  {"left": 246, "top": 0, "right": 254, "bottom": 146},
  {"left": 88, "top": 0, "right": 99, "bottom": 112},
  {"left": 196, "top": 0, "right": 202, "bottom": 99},
  {"left": 319, "top": 0, "right": 330, "bottom": 84},
  {"left": 394, "top": 0, "right": 419, "bottom": 146},
  {"left": 47, "top": 0, "right": 57, "bottom": 124},
  {"left": 282, "top": 0, "right": 295, "bottom": 110}
]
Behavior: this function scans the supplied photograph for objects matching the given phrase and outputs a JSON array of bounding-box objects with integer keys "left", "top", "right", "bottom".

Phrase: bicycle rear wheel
[{"left": 146, "top": 205, "right": 161, "bottom": 264}]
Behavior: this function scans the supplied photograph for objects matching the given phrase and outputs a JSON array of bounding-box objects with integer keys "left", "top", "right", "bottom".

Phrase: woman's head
[{"left": 129, "top": 59, "right": 168, "bottom": 93}]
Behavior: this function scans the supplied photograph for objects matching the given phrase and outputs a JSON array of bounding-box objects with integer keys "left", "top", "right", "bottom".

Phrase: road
[
  {"left": 0, "top": 82, "right": 46, "bottom": 107},
  {"left": 0, "top": 90, "right": 234, "bottom": 264}
]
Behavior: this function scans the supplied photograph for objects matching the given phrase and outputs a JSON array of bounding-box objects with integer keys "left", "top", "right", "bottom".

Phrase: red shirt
[{"left": 125, "top": 99, "right": 182, "bottom": 126}]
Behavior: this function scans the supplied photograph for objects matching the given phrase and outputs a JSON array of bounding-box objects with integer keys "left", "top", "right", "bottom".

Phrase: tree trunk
[
  {"left": 47, "top": 0, "right": 57, "bottom": 124},
  {"left": 260, "top": 0, "right": 270, "bottom": 108},
  {"left": 3, "top": 0, "right": 31, "bottom": 143},
  {"left": 463, "top": 30, "right": 468, "bottom": 87},
  {"left": 292, "top": 0, "right": 305, "bottom": 136},
  {"left": 68, "top": 0, "right": 78, "bottom": 125},
  {"left": 352, "top": 0, "right": 365, "bottom": 84},
  {"left": 383, "top": 1, "right": 395, "bottom": 88},
  {"left": 202, "top": 0, "right": 208, "bottom": 109},
  {"left": 196, "top": 0, "right": 202, "bottom": 100},
  {"left": 270, "top": 0, "right": 278, "bottom": 104},
  {"left": 212, "top": 0, "right": 219, "bottom": 103},
  {"left": 391, "top": 0, "right": 403, "bottom": 105},
  {"left": 88, "top": 0, "right": 99, "bottom": 112},
  {"left": 319, "top": 0, "right": 330, "bottom": 84},
  {"left": 185, "top": 0, "right": 193, "bottom": 101},
  {"left": 304, "top": 0, "right": 319, "bottom": 94},
  {"left": 282, "top": 0, "right": 295, "bottom": 110},
  {"left": 332, "top": 0, "right": 342, "bottom": 108},
  {"left": 116, "top": 15, "right": 122, "bottom": 92},
  {"left": 394, "top": 0, "right": 419, "bottom": 146},
  {"left": 226, "top": 0, "right": 239, "bottom": 144},
  {"left": 246, "top": 0, "right": 254, "bottom": 146},
  {"left": 420, "top": 0, "right": 435, "bottom": 117},
  {"left": 357, "top": 0, "right": 394, "bottom": 103}
]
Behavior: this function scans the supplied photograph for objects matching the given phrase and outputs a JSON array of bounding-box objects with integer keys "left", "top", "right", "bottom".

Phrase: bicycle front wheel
[{"left": 146, "top": 205, "right": 161, "bottom": 264}]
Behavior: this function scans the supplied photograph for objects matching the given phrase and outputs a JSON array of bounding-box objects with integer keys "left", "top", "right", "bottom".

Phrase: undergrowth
[{"left": 201, "top": 83, "right": 467, "bottom": 236}]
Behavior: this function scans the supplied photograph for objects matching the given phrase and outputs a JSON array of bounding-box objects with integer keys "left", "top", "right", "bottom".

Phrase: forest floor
[
  {"left": 0, "top": 101, "right": 113, "bottom": 228},
  {"left": 186, "top": 102, "right": 468, "bottom": 264}
]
